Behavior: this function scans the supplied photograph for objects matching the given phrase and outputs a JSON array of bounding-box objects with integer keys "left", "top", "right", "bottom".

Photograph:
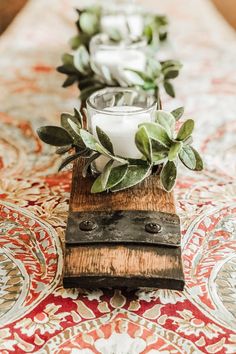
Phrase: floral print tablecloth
[{"left": 0, "top": 0, "right": 236, "bottom": 353}]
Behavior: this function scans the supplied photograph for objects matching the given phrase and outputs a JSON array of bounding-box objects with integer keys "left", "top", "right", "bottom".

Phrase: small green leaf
[
  {"left": 152, "top": 151, "right": 168, "bottom": 163},
  {"left": 106, "top": 164, "right": 128, "bottom": 189},
  {"left": 91, "top": 174, "right": 105, "bottom": 193},
  {"left": 37, "top": 126, "right": 73, "bottom": 146},
  {"left": 73, "top": 45, "right": 90, "bottom": 73},
  {"left": 79, "top": 12, "right": 99, "bottom": 35},
  {"left": 190, "top": 147, "right": 204, "bottom": 171},
  {"left": 111, "top": 164, "right": 151, "bottom": 192},
  {"left": 164, "top": 81, "right": 175, "bottom": 97},
  {"left": 155, "top": 110, "right": 175, "bottom": 137},
  {"left": 135, "top": 126, "right": 152, "bottom": 162},
  {"left": 179, "top": 145, "right": 196, "bottom": 170},
  {"left": 124, "top": 70, "right": 145, "bottom": 85},
  {"left": 96, "top": 126, "right": 114, "bottom": 154},
  {"left": 100, "top": 160, "right": 114, "bottom": 188},
  {"left": 144, "top": 24, "right": 153, "bottom": 44},
  {"left": 164, "top": 70, "right": 179, "bottom": 79},
  {"left": 146, "top": 57, "right": 162, "bottom": 77},
  {"left": 61, "top": 110, "right": 82, "bottom": 134},
  {"left": 61, "top": 53, "right": 74, "bottom": 66},
  {"left": 171, "top": 107, "right": 184, "bottom": 121},
  {"left": 160, "top": 161, "right": 177, "bottom": 191},
  {"left": 62, "top": 75, "right": 77, "bottom": 87},
  {"left": 139, "top": 122, "right": 171, "bottom": 147},
  {"left": 95, "top": 143, "right": 127, "bottom": 164},
  {"left": 168, "top": 141, "right": 182, "bottom": 161},
  {"left": 58, "top": 151, "right": 85, "bottom": 172},
  {"left": 56, "top": 145, "right": 72, "bottom": 155},
  {"left": 82, "top": 152, "right": 100, "bottom": 177},
  {"left": 80, "top": 129, "right": 98, "bottom": 150},
  {"left": 161, "top": 60, "right": 181, "bottom": 70},
  {"left": 177, "top": 119, "right": 194, "bottom": 141}
]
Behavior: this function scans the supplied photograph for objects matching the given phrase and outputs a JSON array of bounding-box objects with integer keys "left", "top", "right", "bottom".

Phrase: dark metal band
[{"left": 65, "top": 210, "right": 181, "bottom": 247}]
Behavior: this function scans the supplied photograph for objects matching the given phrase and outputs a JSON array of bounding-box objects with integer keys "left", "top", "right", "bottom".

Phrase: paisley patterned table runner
[{"left": 0, "top": 0, "right": 236, "bottom": 352}]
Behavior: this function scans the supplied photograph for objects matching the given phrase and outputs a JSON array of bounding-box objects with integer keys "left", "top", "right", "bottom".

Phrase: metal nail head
[
  {"left": 145, "top": 222, "right": 162, "bottom": 234},
  {"left": 79, "top": 220, "right": 97, "bottom": 231}
]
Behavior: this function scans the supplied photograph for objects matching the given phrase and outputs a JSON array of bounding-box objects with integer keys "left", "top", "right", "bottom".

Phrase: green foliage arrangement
[
  {"left": 57, "top": 45, "right": 182, "bottom": 101},
  {"left": 37, "top": 106, "right": 203, "bottom": 194},
  {"left": 69, "top": 6, "right": 168, "bottom": 50}
]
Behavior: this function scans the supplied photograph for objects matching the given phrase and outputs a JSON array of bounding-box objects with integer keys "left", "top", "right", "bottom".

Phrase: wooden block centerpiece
[{"left": 63, "top": 160, "right": 185, "bottom": 290}]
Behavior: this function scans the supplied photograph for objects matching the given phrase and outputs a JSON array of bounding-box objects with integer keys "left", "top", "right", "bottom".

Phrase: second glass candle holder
[{"left": 90, "top": 33, "right": 147, "bottom": 86}]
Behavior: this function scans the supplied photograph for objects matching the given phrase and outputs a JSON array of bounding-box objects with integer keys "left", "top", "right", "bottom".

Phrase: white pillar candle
[
  {"left": 91, "top": 106, "right": 152, "bottom": 172},
  {"left": 90, "top": 34, "right": 147, "bottom": 86},
  {"left": 92, "top": 48, "right": 146, "bottom": 85},
  {"left": 101, "top": 14, "right": 144, "bottom": 37}
]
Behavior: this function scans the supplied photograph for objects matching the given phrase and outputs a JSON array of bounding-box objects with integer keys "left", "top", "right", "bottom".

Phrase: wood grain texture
[
  {"left": 70, "top": 160, "right": 176, "bottom": 213},
  {"left": 64, "top": 160, "right": 184, "bottom": 289}
]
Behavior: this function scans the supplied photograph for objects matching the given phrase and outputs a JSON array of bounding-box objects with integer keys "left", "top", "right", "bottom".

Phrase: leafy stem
[{"left": 37, "top": 106, "right": 203, "bottom": 193}]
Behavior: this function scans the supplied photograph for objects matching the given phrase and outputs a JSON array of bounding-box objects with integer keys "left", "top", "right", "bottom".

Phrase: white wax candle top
[
  {"left": 91, "top": 106, "right": 152, "bottom": 172},
  {"left": 101, "top": 14, "right": 144, "bottom": 37},
  {"left": 93, "top": 49, "right": 146, "bottom": 85},
  {"left": 94, "top": 50, "right": 145, "bottom": 71}
]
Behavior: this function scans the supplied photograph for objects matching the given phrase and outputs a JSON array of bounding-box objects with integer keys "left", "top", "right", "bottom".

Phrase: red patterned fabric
[{"left": 0, "top": 0, "right": 236, "bottom": 353}]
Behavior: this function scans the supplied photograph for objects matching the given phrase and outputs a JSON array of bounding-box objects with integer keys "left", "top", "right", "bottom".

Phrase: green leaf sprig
[
  {"left": 69, "top": 6, "right": 169, "bottom": 51},
  {"left": 37, "top": 105, "right": 203, "bottom": 193},
  {"left": 57, "top": 45, "right": 182, "bottom": 101}
]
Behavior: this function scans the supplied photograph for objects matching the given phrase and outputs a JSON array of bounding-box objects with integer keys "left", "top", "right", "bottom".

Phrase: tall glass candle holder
[
  {"left": 90, "top": 33, "right": 147, "bottom": 86},
  {"left": 86, "top": 88, "right": 157, "bottom": 173},
  {"left": 100, "top": 2, "right": 144, "bottom": 37}
]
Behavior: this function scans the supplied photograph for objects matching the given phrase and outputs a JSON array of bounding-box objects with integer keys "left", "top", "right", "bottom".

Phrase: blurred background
[{"left": 0, "top": 0, "right": 236, "bottom": 35}]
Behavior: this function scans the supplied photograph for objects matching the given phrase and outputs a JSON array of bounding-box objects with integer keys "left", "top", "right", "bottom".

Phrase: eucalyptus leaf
[
  {"left": 61, "top": 110, "right": 82, "bottom": 135},
  {"left": 135, "top": 126, "right": 152, "bottom": 162},
  {"left": 164, "top": 81, "right": 175, "bottom": 97},
  {"left": 177, "top": 119, "right": 194, "bottom": 141},
  {"left": 62, "top": 75, "right": 78, "bottom": 87},
  {"left": 161, "top": 60, "right": 181, "bottom": 70},
  {"left": 111, "top": 164, "right": 151, "bottom": 192},
  {"left": 58, "top": 151, "right": 86, "bottom": 172},
  {"left": 190, "top": 147, "right": 204, "bottom": 171},
  {"left": 155, "top": 110, "right": 175, "bottom": 137},
  {"left": 106, "top": 164, "right": 129, "bottom": 189},
  {"left": 82, "top": 152, "right": 100, "bottom": 177},
  {"left": 95, "top": 143, "right": 127, "bottom": 164},
  {"left": 91, "top": 174, "right": 105, "bottom": 193},
  {"left": 73, "top": 46, "right": 90, "bottom": 73},
  {"left": 164, "top": 70, "right": 179, "bottom": 79},
  {"left": 96, "top": 126, "right": 114, "bottom": 154},
  {"left": 37, "top": 126, "right": 73, "bottom": 146},
  {"left": 160, "top": 161, "right": 177, "bottom": 191},
  {"left": 56, "top": 145, "right": 72, "bottom": 155},
  {"left": 147, "top": 57, "right": 162, "bottom": 77},
  {"left": 139, "top": 122, "right": 171, "bottom": 147},
  {"left": 179, "top": 145, "right": 196, "bottom": 170},
  {"left": 124, "top": 70, "right": 145, "bottom": 86},
  {"left": 152, "top": 151, "right": 168, "bottom": 163},
  {"left": 80, "top": 129, "right": 98, "bottom": 150},
  {"left": 61, "top": 53, "right": 74, "bottom": 67},
  {"left": 100, "top": 159, "right": 114, "bottom": 188},
  {"left": 171, "top": 107, "right": 184, "bottom": 121},
  {"left": 79, "top": 12, "right": 99, "bottom": 35},
  {"left": 168, "top": 141, "right": 182, "bottom": 161}
]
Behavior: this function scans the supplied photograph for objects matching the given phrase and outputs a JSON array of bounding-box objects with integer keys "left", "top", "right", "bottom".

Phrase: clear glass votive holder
[
  {"left": 89, "top": 33, "right": 147, "bottom": 86},
  {"left": 86, "top": 87, "right": 157, "bottom": 173}
]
